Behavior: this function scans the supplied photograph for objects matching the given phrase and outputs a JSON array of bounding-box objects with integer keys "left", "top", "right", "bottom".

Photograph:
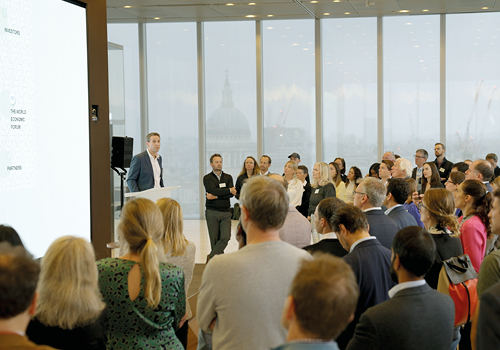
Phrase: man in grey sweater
[{"left": 197, "top": 176, "right": 312, "bottom": 350}]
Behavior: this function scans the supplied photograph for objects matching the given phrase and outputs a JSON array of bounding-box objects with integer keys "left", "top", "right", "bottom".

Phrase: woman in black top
[
  {"left": 235, "top": 156, "right": 260, "bottom": 199},
  {"left": 421, "top": 162, "right": 444, "bottom": 194},
  {"left": 27, "top": 236, "right": 107, "bottom": 350},
  {"left": 418, "top": 188, "right": 463, "bottom": 289},
  {"left": 308, "top": 162, "right": 336, "bottom": 219}
]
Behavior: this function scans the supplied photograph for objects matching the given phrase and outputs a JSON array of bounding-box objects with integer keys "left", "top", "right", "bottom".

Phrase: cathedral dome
[{"left": 207, "top": 73, "right": 251, "bottom": 142}]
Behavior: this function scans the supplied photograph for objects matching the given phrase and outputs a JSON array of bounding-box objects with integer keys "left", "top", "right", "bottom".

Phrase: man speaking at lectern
[{"left": 126, "top": 132, "right": 164, "bottom": 192}]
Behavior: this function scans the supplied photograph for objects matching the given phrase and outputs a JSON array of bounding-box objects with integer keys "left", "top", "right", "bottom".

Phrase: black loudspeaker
[{"left": 111, "top": 136, "right": 134, "bottom": 168}]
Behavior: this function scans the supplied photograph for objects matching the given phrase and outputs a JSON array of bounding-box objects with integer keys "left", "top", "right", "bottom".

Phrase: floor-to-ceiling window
[
  {"left": 262, "top": 19, "right": 316, "bottom": 172},
  {"left": 322, "top": 18, "right": 377, "bottom": 175},
  {"left": 146, "top": 23, "right": 199, "bottom": 217},
  {"left": 446, "top": 12, "right": 500, "bottom": 162},
  {"left": 383, "top": 15, "right": 440, "bottom": 161}
]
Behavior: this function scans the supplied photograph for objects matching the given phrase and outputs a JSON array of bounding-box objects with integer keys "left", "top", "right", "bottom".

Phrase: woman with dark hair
[
  {"left": 0, "top": 225, "right": 24, "bottom": 247},
  {"left": 329, "top": 162, "right": 346, "bottom": 202},
  {"left": 404, "top": 178, "right": 424, "bottom": 228},
  {"left": 421, "top": 162, "right": 444, "bottom": 194},
  {"left": 379, "top": 160, "right": 393, "bottom": 186},
  {"left": 296, "top": 165, "right": 311, "bottom": 218},
  {"left": 368, "top": 163, "right": 380, "bottom": 179},
  {"left": 455, "top": 180, "right": 493, "bottom": 273},
  {"left": 334, "top": 157, "right": 347, "bottom": 183},
  {"left": 446, "top": 171, "right": 466, "bottom": 217},
  {"left": 345, "top": 166, "right": 362, "bottom": 205},
  {"left": 235, "top": 156, "right": 260, "bottom": 199}
]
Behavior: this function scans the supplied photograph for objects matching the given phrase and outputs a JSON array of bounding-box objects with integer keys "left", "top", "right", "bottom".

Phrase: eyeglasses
[
  {"left": 353, "top": 191, "right": 365, "bottom": 196},
  {"left": 414, "top": 155, "right": 426, "bottom": 159},
  {"left": 417, "top": 202, "right": 428, "bottom": 211}
]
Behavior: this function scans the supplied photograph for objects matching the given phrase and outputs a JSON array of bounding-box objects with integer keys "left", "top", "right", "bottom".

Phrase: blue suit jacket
[
  {"left": 337, "top": 239, "right": 395, "bottom": 349},
  {"left": 347, "top": 284, "right": 455, "bottom": 350},
  {"left": 386, "top": 205, "right": 418, "bottom": 231},
  {"left": 126, "top": 150, "right": 164, "bottom": 192},
  {"left": 364, "top": 209, "right": 399, "bottom": 250}
]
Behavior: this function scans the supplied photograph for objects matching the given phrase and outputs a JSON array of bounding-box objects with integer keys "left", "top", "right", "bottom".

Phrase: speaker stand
[{"left": 111, "top": 167, "right": 127, "bottom": 212}]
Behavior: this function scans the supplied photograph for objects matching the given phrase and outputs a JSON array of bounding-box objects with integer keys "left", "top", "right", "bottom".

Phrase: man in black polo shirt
[{"left": 203, "top": 153, "right": 236, "bottom": 259}]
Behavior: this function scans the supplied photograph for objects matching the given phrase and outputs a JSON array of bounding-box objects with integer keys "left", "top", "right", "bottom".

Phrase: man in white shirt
[
  {"left": 412, "top": 149, "right": 428, "bottom": 191},
  {"left": 260, "top": 155, "right": 271, "bottom": 175},
  {"left": 347, "top": 226, "right": 455, "bottom": 350},
  {"left": 126, "top": 132, "right": 164, "bottom": 192}
]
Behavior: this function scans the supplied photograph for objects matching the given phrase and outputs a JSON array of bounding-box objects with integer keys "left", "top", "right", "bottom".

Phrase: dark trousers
[
  {"left": 175, "top": 320, "right": 189, "bottom": 349},
  {"left": 205, "top": 210, "right": 231, "bottom": 258}
]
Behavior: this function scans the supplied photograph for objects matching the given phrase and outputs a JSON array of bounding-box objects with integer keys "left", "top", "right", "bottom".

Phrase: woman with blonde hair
[
  {"left": 235, "top": 156, "right": 260, "bottom": 199},
  {"left": 97, "top": 198, "right": 186, "bottom": 350},
  {"left": 284, "top": 160, "right": 303, "bottom": 207},
  {"left": 445, "top": 171, "right": 466, "bottom": 217},
  {"left": 418, "top": 189, "right": 463, "bottom": 289},
  {"left": 156, "top": 198, "right": 196, "bottom": 349},
  {"left": 329, "top": 161, "right": 347, "bottom": 202},
  {"left": 27, "top": 236, "right": 107, "bottom": 350},
  {"left": 308, "top": 162, "right": 336, "bottom": 218},
  {"left": 492, "top": 175, "right": 500, "bottom": 191}
]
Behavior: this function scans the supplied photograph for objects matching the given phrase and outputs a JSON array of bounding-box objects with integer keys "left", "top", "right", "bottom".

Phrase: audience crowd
[{"left": 3, "top": 144, "right": 500, "bottom": 350}]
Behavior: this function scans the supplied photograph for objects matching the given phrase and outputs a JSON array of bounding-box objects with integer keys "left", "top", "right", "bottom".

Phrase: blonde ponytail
[{"left": 119, "top": 198, "right": 164, "bottom": 308}]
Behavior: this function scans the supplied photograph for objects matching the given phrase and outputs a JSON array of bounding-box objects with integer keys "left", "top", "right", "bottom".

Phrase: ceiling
[{"left": 107, "top": 0, "right": 500, "bottom": 23}]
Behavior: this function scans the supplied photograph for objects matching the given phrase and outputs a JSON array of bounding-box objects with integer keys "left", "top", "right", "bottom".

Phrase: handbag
[{"left": 436, "top": 254, "right": 478, "bottom": 327}]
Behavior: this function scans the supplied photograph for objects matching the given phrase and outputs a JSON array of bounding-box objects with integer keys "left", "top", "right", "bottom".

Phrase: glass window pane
[
  {"left": 204, "top": 21, "right": 257, "bottom": 194},
  {"left": 107, "top": 24, "right": 141, "bottom": 156},
  {"left": 263, "top": 20, "right": 316, "bottom": 174},
  {"left": 322, "top": 18, "right": 377, "bottom": 175},
  {"left": 446, "top": 13, "right": 500, "bottom": 162},
  {"left": 383, "top": 16, "right": 440, "bottom": 160},
  {"left": 147, "top": 23, "right": 199, "bottom": 218}
]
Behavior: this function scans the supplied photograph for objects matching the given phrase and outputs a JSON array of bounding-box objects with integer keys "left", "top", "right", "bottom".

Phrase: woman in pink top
[{"left": 455, "top": 179, "right": 493, "bottom": 273}]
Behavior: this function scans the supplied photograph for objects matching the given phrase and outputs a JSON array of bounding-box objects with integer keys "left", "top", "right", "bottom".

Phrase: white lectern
[{"left": 124, "top": 186, "right": 181, "bottom": 203}]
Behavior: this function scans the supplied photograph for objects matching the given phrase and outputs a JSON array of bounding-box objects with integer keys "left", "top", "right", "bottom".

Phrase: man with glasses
[
  {"left": 353, "top": 178, "right": 398, "bottom": 250},
  {"left": 465, "top": 159, "right": 494, "bottom": 193},
  {"left": 412, "top": 149, "right": 428, "bottom": 192}
]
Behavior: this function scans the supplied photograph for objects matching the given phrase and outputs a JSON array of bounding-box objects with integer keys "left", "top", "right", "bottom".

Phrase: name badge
[
  {"left": 315, "top": 189, "right": 320, "bottom": 194},
  {"left": 219, "top": 183, "right": 226, "bottom": 188},
  {"left": 439, "top": 167, "right": 445, "bottom": 173}
]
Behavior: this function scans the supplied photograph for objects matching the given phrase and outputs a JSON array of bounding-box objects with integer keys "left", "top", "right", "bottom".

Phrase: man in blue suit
[
  {"left": 347, "top": 226, "right": 455, "bottom": 350},
  {"left": 383, "top": 178, "right": 418, "bottom": 230},
  {"left": 126, "top": 132, "right": 164, "bottom": 192},
  {"left": 331, "top": 205, "right": 395, "bottom": 349}
]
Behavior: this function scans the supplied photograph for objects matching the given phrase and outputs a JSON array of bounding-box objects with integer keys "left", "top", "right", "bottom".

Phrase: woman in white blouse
[
  {"left": 284, "top": 160, "right": 303, "bottom": 207},
  {"left": 329, "top": 162, "right": 347, "bottom": 202}
]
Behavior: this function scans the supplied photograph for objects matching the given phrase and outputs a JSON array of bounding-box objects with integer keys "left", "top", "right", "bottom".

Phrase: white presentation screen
[{"left": 0, "top": 0, "right": 91, "bottom": 258}]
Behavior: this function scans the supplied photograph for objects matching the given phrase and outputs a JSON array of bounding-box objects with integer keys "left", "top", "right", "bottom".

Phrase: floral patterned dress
[{"left": 97, "top": 258, "right": 185, "bottom": 350}]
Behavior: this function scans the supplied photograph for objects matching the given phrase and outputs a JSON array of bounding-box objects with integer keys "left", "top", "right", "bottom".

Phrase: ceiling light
[
  {"left": 249, "top": 2, "right": 256, "bottom": 5},
  {"left": 124, "top": 6, "right": 131, "bottom": 8},
  {"left": 154, "top": 17, "right": 160, "bottom": 19},
  {"left": 406, "top": 23, "right": 412, "bottom": 25},
  {"left": 267, "top": 27, "right": 273, "bottom": 29},
  {"left": 399, "top": 10, "right": 409, "bottom": 13},
  {"left": 422, "top": 9, "right": 429, "bottom": 12},
  {"left": 311, "top": 1, "right": 318, "bottom": 3},
  {"left": 344, "top": 12, "right": 350, "bottom": 15},
  {"left": 333, "top": 0, "right": 341, "bottom": 2},
  {"left": 482, "top": 7, "right": 489, "bottom": 10},
  {"left": 267, "top": 14, "right": 274, "bottom": 17},
  {"left": 324, "top": 13, "right": 330, "bottom": 15},
  {"left": 246, "top": 15, "right": 256, "bottom": 17},
  {"left": 226, "top": 3, "right": 234, "bottom": 6}
]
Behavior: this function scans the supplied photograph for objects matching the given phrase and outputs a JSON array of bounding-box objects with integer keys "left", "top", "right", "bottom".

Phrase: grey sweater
[{"left": 197, "top": 240, "right": 312, "bottom": 350}]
